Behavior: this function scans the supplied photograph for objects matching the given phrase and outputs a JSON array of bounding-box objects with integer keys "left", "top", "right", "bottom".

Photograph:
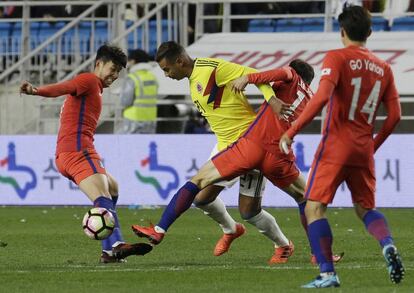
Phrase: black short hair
[
  {"left": 95, "top": 44, "right": 127, "bottom": 68},
  {"left": 289, "top": 59, "right": 314, "bottom": 85},
  {"left": 128, "top": 49, "right": 152, "bottom": 63},
  {"left": 155, "top": 41, "right": 185, "bottom": 63},
  {"left": 338, "top": 5, "right": 371, "bottom": 42}
]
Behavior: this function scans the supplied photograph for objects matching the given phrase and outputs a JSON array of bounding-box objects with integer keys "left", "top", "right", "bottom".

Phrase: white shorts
[{"left": 209, "top": 144, "right": 266, "bottom": 197}]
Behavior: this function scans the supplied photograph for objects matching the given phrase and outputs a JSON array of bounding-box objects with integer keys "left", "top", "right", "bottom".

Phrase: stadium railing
[{"left": 1, "top": 0, "right": 414, "bottom": 134}]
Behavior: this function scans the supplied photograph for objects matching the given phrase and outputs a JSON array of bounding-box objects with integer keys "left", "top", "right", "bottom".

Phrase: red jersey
[
  {"left": 288, "top": 46, "right": 399, "bottom": 167},
  {"left": 37, "top": 73, "right": 104, "bottom": 154},
  {"left": 243, "top": 67, "right": 313, "bottom": 155}
]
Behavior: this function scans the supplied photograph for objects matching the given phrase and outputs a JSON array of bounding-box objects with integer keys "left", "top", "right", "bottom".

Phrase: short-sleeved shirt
[
  {"left": 189, "top": 58, "right": 275, "bottom": 150},
  {"left": 243, "top": 67, "right": 313, "bottom": 156},
  {"left": 55, "top": 73, "right": 103, "bottom": 154},
  {"left": 315, "top": 45, "right": 399, "bottom": 167}
]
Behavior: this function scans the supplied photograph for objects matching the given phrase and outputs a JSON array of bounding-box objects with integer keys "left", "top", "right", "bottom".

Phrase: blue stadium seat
[
  {"left": 0, "top": 22, "right": 12, "bottom": 38},
  {"left": 371, "top": 16, "right": 388, "bottom": 31},
  {"left": 10, "top": 22, "right": 21, "bottom": 37},
  {"left": 275, "top": 18, "right": 302, "bottom": 32},
  {"left": 391, "top": 16, "right": 414, "bottom": 31},
  {"left": 302, "top": 18, "right": 324, "bottom": 32},
  {"left": 248, "top": 19, "right": 275, "bottom": 32}
]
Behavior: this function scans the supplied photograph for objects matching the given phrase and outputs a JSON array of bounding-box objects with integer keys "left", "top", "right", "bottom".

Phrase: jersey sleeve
[
  {"left": 320, "top": 51, "right": 342, "bottom": 86},
  {"left": 248, "top": 67, "right": 293, "bottom": 84},
  {"left": 215, "top": 61, "right": 275, "bottom": 102},
  {"left": 382, "top": 65, "right": 399, "bottom": 102},
  {"left": 36, "top": 73, "right": 97, "bottom": 97},
  {"left": 36, "top": 80, "right": 78, "bottom": 97}
]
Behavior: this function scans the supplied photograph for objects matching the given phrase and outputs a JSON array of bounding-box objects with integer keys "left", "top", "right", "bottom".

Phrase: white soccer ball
[{"left": 82, "top": 207, "right": 115, "bottom": 240}]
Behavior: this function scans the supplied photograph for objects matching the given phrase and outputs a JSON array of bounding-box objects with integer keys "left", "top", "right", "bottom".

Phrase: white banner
[
  {"left": 153, "top": 32, "right": 414, "bottom": 95},
  {"left": 0, "top": 134, "right": 413, "bottom": 207}
]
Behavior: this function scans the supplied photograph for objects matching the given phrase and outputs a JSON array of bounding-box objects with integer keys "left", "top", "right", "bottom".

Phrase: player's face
[
  {"left": 96, "top": 60, "right": 122, "bottom": 87},
  {"left": 158, "top": 57, "right": 186, "bottom": 81}
]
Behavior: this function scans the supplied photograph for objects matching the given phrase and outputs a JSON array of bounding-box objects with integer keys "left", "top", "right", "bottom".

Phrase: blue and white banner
[{"left": 0, "top": 134, "right": 413, "bottom": 207}]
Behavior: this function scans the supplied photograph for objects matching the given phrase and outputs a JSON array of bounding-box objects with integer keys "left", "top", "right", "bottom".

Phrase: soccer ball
[{"left": 82, "top": 207, "right": 115, "bottom": 240}]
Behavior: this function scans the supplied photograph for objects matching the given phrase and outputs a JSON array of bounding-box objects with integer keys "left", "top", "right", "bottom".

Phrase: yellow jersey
[{"left": 189, "top": 58, "right": 275, "bottom": 150}]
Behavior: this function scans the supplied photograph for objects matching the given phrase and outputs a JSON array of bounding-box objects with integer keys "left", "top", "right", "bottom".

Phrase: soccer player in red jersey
[
  {"left": 280, "top": 6, "right": 404, "bottom": 288},
  {"left": 20, "top": 44, "right": 152, "bottom": 263}
]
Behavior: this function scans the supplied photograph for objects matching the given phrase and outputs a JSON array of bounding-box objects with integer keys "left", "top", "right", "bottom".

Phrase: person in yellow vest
[{"left": 119, "top": 49, "right": 159, "bottom": 134}]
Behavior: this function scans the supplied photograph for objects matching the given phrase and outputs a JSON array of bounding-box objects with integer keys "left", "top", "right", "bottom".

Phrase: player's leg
[
  {"left": 132, "top": 138, "right": 258, "bottom": 245},
  {"left": 234, "top": 169, "right": 292, "bottom": 263},
  {"left": 280, "top": 173, "right": 343, "bottom": 264},
  {"left": 194, "top": 185, "right": 238, "bottom": 234},
  {"left": 132, "top": 159, "right": 225, "bottom": 244},
  {"left": 194, "top": 184, "right": 245, "bottom": 256},
  {"left": 300, "top": 161, "right": 343, "bottom": 288},
  {"left": 57, "top": 151, "right": 151, "bottom": 262},
  {"left": 347, "top": 167, "right": 404, "bottom": 284}
]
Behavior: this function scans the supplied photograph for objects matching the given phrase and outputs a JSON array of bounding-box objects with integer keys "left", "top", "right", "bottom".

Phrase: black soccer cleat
[{"left": 112, "top": 242, "right": 153, "bottom": 259}]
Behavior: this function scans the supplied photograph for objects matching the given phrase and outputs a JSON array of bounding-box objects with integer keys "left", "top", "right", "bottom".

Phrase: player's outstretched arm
[{"left": 20, "top": 80, "right": 77, "bottom": 98}]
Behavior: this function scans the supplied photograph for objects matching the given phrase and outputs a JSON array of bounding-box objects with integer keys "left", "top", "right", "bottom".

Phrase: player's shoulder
[{"left": 367, "top": 51, "right": 390, "bottom": 69}]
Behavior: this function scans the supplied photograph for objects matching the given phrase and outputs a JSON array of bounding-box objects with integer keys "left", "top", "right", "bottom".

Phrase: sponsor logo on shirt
[
  {"left": 321, "top": 68, "right": 331, "bottom": 76},
  {"left": 196, "top": 82, "right": 203, "bottom": 94}
]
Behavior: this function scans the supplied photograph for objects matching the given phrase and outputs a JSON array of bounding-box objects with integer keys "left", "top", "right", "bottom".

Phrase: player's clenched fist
[{"left": 20, "top": 81, "right": 38, "bottom": 95}]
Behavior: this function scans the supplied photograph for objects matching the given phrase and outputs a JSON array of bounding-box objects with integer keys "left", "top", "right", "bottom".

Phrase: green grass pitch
[{"left": 0, "top": 206, "right": 412, "bottom": 292}]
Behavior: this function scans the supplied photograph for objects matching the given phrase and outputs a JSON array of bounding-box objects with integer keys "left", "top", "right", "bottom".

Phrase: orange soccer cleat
[
  {"left": 268, "top": 240, "right": 295, "bottom": 264},
  {"left": 132, "top": 224, "right": 164, "bottom": 245},
  {"left": 310, "top": 252, "right": 345, "bottom": 265},
  {"left": 213, "top": 223, "right": 246, "bottom": 256}
]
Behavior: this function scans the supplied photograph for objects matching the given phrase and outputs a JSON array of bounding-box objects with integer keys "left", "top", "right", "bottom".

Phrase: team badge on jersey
[
  {"left": 196, "top": 82, "right": 203, "bottom": 94},
  {"left": 321, "top": 68, "right": 331, "bottom": 76}
]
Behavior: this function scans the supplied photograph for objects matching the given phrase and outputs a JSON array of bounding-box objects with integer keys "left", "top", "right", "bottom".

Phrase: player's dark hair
[
  {"left": 155, "top": 41, "right": 185, "bottom": 63},
  {"left": 95, "top": 44, "right": 127, "bottom": 68},
  {"left": 289, "top": 59, "right": 314, "bottom": 85},
  {"left": 338, "top": 5, "right": 371, "bottom": 42},
  {"left": 128, "top": 49, "right": 152, "bottom": 63}
]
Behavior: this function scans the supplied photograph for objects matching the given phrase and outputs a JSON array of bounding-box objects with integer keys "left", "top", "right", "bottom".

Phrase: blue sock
[
  {"left": 308, "top": 219, "right": 334, "bottom": 273},
  {"left": 363, "top": 210, "right": 393, "bottom": 248},
  {"left": 94, "top": 196, "right": 124, "bottom": 251},
  {"left": 158, "top": 181, "right": 200, "bottom": 231}
]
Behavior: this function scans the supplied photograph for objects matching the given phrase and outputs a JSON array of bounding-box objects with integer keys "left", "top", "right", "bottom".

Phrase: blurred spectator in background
[{"left": 119, "top": 49, "right": 159, "bottom": 134}]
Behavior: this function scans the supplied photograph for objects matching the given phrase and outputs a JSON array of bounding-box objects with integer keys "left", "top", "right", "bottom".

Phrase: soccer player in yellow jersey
[{"left": 132, "top": 41, "right": 295, "bottom": 263}]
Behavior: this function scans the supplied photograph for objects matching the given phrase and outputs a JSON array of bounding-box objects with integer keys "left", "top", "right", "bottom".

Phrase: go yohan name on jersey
[{"left": 349, "top": 59, "right": 384, "bottom": 77}]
